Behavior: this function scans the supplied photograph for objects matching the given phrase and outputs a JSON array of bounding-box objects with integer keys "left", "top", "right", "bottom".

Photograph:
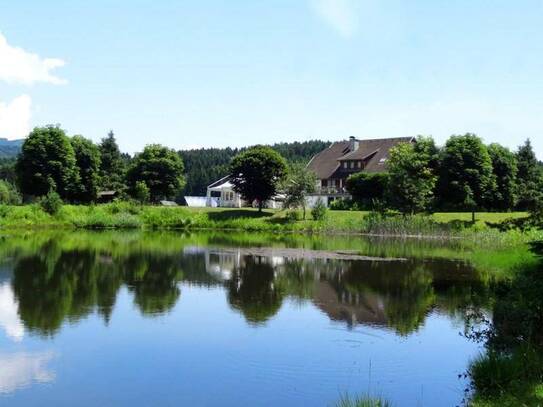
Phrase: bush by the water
[
  {"left": 39, "top": 191, "right": 63, "bottom": 215},
  {"left": 466, "top": 241, "right": 543, "bottom": 406},
  {"left": 0, "top": 180, "right": 21, "bottom": 205},
  {"left": 311, "top": 199, "right": 327, "bottom": 221},
  {"left": 329, "top": 198, "right": 356, "bottom": 211},
  {"left": 336, "top": 394, "right": 392, "bottom": 407},
  {"left": 285, "top": 210, "right": 302, "bottom": 222}
]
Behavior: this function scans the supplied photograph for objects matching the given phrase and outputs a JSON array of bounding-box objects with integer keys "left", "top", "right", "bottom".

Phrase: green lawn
[{"left": 182, "top": 207, "right": 529, "bottom": 228}]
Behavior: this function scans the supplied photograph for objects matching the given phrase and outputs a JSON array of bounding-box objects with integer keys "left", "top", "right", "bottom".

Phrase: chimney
[{"left": 349, "top": 136, "right": 359, "bottom": 151}]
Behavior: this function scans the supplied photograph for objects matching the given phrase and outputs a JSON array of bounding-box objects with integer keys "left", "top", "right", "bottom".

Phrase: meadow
[{"left": 0, "top": 202, "right": 532, "bottom": 237}]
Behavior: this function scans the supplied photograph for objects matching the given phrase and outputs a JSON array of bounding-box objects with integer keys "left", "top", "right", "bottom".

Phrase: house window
[
  {"left": 350, "top": 161, "right": 354, "bottom": 169},
  {"left": 357, "top": 161, "right": 362, "bottom": 168},
  {"left": 343, "top": 162, "right": 348, "bottom": 169}
]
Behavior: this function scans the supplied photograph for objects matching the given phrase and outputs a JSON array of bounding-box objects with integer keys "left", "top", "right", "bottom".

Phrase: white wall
[
  {"left": 185, "top": 196, "right": 215, "bottom": 207},
  {"left": 306, "top": 195, "right": 327, "bottom": 208}
]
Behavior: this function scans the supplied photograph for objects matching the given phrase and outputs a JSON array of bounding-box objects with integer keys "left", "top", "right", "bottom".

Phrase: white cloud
[
  {"left": 0, "top": 352, "right": 56, "bottom": 394},
  {"left": 0, "top": 33, "right": 66, "bottom": 85},
  {"left": 310, "top": 0, "right": 359, "bottom": 38},
  {"left": 0, "top": 95, "right": 32, "bottom": 139},
  {"left": 0, "top": 283, "right": 24, "bottom": 342}
]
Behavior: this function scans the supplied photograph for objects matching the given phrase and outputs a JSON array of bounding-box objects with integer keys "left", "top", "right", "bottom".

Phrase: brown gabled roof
[
  {"left": 306, "top": 141, "right": 350, "bottom": 180},
  {"left": 307, "top": 137, "right": 414, "bottom": 179}
]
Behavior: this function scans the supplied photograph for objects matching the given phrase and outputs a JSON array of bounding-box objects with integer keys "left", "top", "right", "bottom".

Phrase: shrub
[
  {"left": 285, "top": 210, "right": 302, "bottom": 222},
  {"left": 345, "top": 172, "right": 389, "bottom": 209},
  {"left": 106, "top": 200, "right": 142, "bottom": 215},
  {"left": 140, "top": 207, "right": 193, "bottom": 229},
  {"left": 39, "top": 191, "right": 63, "bottom": 215},
  {"left": 469, "top": 346, "right": 543, "bottom": 402},
  {"left": 329, "top": 198, "right": 354, "bottom": 211},
  {"left": 73, "top": 210, "right": 142, "bottom": 229},
  {"left": 311, "top": 198, "right": 327, "bottom": 221},
  {"left": 360, "top": 212, "right": 453, "bottom": 237},
  {"left": 133, "top": 181, "right": 150, "bottom": 204},
  {"left": 336, "top": 393, "right": 393, "bottom": 407},
  {"left": 0, "top": 180, "right": 21, "bottom": 205}
]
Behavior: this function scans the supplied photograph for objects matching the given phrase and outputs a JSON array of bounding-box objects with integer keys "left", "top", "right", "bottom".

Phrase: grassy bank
[{"left": 0, "top": 203, "right": 536, "bottom": 241}]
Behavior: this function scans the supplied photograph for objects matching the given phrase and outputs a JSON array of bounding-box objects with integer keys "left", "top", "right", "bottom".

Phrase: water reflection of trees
[
  {"left": 6, "top": 235, "right": 492, "bottom": 337},
  {"left": 12, "top": 247, "right": 184, "bottom": 336},
  {"left": 227, "top": 258, "right": 283, "bottom": 324}
]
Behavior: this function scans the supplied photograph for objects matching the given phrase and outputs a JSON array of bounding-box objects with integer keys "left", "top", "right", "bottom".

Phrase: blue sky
[{"left": 0, "top": 0, "right": 542, "bottom": 157}]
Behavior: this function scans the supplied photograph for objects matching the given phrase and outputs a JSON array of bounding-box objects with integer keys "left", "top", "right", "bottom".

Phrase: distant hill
[
  {"left": 0, "top": 138, "right": 23, "bottom": 159},
  {"left": 179, "top": 140, "right": 330, "bottom": 196}
]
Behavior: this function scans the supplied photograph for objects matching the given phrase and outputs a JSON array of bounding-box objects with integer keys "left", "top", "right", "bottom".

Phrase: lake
[{"left": 0, "top": 230, "right": 506, "bottom": 406}]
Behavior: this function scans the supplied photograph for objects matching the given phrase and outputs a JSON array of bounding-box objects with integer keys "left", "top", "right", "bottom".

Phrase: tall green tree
[
  {"left": 99, "top": 130, "right": 126, "bottom": 191},
  {"left": 15, "top": 125, "right": 80, "bottom": 200},
  {"left": 387, "top": 137, "right": 437, "bottom": 214},
  {"left": 516, "top": 139, "right": 543, "bottom": 211},
  {"left": 437, "top": 134, "right": 495, "bottom": 212},
  {"left": 230, "top": 146, "right": 287, "bottom": 211},
  {"left": 71, "top": 136, "right": 101, "bottom": 203},
  {"left": 127, "top": 144, "right": 185, "bottom": 202},
  {"left": 282, "top": 164, "right": 316, "bottom": 219},
  {"left": 487, "top": 143, "right": 518, "bottom": 211}
]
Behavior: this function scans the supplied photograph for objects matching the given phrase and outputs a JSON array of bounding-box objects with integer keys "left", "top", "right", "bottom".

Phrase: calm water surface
[{"left": 0, "top": 231, "right": 496, "bottom": 406}]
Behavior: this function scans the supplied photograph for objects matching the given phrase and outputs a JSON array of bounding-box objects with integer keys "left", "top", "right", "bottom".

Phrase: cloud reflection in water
[{"left": 0, "top": 351, "right": 56, "bottom": 394}]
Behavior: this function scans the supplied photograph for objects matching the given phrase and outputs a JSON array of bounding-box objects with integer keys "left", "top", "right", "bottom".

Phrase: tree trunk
[
  {"left": 258, "top": 200, "right": 263, "bottom": 212},
  {"left": 472, "top": 210, "right": 476, "bottom": 224}
]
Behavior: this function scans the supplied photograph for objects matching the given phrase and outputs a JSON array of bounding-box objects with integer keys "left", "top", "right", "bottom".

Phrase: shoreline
[{"left": 0, "top": 204, "right": 537, "bottom": 246}]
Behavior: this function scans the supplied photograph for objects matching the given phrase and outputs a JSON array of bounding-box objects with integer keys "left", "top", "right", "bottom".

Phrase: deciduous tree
[
  {"left": 387, "top": 137, "right": 437, "bottom": 214},
  {"left": 437, "top": 134, "right": 495, "bottom": 212},
  {"left": 15, "top": 125, "right": 80, "bottom": 200},
  {"left": 282, "top": 164, "right": 316, "bottom": 219},
  {"left": 127, "top": 144, "right": 185, "bottom": 202},
  {"left": 230, "top": 146, "right": 287, "bottom": 211}
]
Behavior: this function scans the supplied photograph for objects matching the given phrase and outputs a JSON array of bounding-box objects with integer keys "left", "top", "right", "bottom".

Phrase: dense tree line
[
  {"left": 1, "top": 125, "right": 542, "bottom": 215},
  {"left": 180, "top": 140, "right": 329, "bottom": 195},
  {"left": 11, "top": 125, "right": 185, "bottom": 204},
  {"left": 345, "top": 134, "right": 543, "bottom": 215}
]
